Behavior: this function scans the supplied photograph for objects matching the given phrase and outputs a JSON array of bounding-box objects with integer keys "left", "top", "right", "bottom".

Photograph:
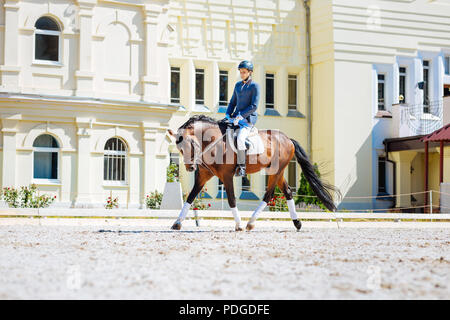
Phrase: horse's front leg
[
  {"left": 223, "top": 177, "right": 243, "bottom": 231},
  {"left": 171, "top": 169, "right": 212, "bottom": 230}
]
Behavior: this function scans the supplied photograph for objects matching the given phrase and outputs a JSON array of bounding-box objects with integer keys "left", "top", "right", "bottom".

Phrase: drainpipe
[
  {"left": 384, "top": 141, "right": 397, "bottom": 209},
  {"left": 303, "top": 0, "right": 312, "bottom": 157}
]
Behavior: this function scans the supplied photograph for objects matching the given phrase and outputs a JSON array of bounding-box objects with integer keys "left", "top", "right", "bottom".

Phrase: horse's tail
[{"left": 290, "top": 139, "right": 339, "bottom": 212}]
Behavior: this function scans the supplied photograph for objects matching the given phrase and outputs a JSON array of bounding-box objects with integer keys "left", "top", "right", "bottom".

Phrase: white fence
[{"left": 1, "top": 208, "right": 449, "bottom": 222}]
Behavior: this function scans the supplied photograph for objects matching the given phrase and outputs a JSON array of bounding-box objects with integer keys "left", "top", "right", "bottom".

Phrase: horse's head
[{"left": 168, "top": 128, "right": 200, "bottom": 172}]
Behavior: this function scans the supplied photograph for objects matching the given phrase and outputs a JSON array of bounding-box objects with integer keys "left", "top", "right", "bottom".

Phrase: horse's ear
[{"left": 167, "top": 129, "right": 175, "bottom": 137}]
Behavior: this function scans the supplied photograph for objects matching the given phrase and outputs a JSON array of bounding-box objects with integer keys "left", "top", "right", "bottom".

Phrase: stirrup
[{"left": 235, "top": 165, "right": 246, "bottom": 177}]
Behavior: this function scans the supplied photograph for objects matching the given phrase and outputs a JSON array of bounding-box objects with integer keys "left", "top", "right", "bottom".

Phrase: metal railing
[{"left": 400, "top": 99, "right": 443, "bottom": 135}]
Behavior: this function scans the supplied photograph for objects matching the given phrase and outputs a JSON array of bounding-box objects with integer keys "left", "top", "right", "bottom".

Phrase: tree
[{"left": 295, "top": 163, "right": 326, "bottom": 210}]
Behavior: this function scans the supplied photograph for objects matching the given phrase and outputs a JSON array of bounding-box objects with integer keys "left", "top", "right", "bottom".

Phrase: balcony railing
[{"left": 393, "top": 99, "right": 443, "bottom": 137}]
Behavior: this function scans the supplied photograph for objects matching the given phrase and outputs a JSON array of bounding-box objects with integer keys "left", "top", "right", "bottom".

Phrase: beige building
[
  {"left": 0, "top": 0, "right": 307, "bottom": 209},
  {"left": 1, "top": 0, "right": 449, "bottom": 211}
]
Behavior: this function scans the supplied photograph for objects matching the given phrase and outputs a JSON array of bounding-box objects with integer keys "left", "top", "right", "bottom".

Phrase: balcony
[{"left": 392, "top": 99, "right": 447, "bottom": 138}]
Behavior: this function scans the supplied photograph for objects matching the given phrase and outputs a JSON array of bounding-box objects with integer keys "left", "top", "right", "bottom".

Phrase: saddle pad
[{"left": 246, "top": 134, "right": 264, "bottom": 155}]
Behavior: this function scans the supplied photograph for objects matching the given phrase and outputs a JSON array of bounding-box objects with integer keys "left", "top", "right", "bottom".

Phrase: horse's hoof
[
  {"left": 293, "top": 219, "right": 302, "bottom": 231},
  {"left": 171, "top": 222, "right": 182, "bottom": 230},
  {"left": 246, "top": 222, "right": 255, "bottom": 231},
  {"left": 235, "top": 226, "right": 243, "bottom": 232}
]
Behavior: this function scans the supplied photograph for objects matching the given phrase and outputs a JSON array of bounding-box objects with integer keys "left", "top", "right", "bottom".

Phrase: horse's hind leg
[
  {"left": 278, "top": 177, "right": 301, "bottom": 231},
  {"left": 246, "top": 174, "right": 279, "bottom": 231}
]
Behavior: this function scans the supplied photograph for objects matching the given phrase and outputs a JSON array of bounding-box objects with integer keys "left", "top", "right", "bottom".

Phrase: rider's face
[{"left": 239, "top": 68, "right": 251, "bottom": 80}]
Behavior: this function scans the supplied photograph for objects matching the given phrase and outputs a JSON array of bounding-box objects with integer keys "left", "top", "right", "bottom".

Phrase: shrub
[
  {"left": 105, "top": 196, "right": 119, "bottom": 209},
  {"left": 1, "top": 184, "right": 55, "bottom": 208},
  {"left": 267, "top": 186, "right": 288, "bottom": 212},
  {"left": 295, "top": 163, "right": 327, "bottom": 211},
  {"left": 145, "top": 191, "right": 163, "bottom": 209},
  {"left": 191, "top": 188, "right": 211, "bottom": 211},
  {"left": 166, "top": 163, "right": 179, "bottom": 182}
]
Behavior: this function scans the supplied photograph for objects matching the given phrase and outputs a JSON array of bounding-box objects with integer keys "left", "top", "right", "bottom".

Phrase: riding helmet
[{"left": 238, "top": 60, "right": 254, "bottom": 71}]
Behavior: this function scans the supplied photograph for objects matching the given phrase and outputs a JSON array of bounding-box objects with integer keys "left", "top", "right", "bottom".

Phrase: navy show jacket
[{"left": 226, "top": 78, "right": 260, "bottom": 126}]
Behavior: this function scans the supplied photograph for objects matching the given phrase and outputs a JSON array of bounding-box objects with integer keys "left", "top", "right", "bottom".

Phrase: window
[
  {"left": 377, "top": 74, "right": 385, "bottom": 110},
  {"left": 242, "top": 176, "right": 251, "bottom": 192},
  {"left": 265, "top": 73, "right": 275, "bottom": 109},
  {"left": 423, "top": 60, "right": 430, "bottom": 112},
  {"left": 195, "top": 68, "right": 205, "bottom": 105},
  {"left": 399, "top": 67, "right": 406, "bottom": 104},
  {"left": 33, "top": 134, "right": 59, "bottom": 180},
  {"left": 288, "top": 74, "right": 297, "bottom": 110},
  {"left": 378, "top": 157, "right": 386, "bottom": 194},
  {"left": 34, "top": 16, "right": 60, "bottom": 62},
  {"left": 444, "top": 56, "right": 450, "bottom": 76},
  {"left": 219, "top": 70, "right": 228, "bottom": 106},
  {"left": 104, "top": 137, "right": 127, "bottom": 182},
  {"left": 288, "top": 160, "right": 297, "bottom": 191},
  {"left": 170, "top": 67, "right": 180, "bottom": 103}
]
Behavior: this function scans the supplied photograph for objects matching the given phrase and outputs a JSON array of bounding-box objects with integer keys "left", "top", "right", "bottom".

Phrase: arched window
[
  {"left": 33, "top": 134, "right": 59, "bottom": 180},
  {"left": 34, "top": 16, "right": 61, "bottom": 63},
  {"left": 104, "top": 138, "right": 127, "bottom": 182}
]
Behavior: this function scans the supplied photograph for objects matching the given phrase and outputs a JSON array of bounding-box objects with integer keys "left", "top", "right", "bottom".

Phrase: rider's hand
[
  {"left": 233, "top": 115, "right": 243, "bottom": 126},
  {"left": 222, "top": 114, "right": 231, "bottom": 123}
]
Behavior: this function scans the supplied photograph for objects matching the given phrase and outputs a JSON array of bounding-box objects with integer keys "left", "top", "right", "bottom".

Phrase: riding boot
[{"left": 235, "top": 149, "right": 247, "bottom": 177}]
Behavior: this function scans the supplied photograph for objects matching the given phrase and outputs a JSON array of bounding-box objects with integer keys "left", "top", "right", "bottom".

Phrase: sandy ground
[{"left": 0, "top": 219, "right": 449, "bottom": 300}]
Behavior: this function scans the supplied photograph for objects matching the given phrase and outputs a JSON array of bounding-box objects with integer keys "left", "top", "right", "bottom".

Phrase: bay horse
[{"left": 167, "top": 115, "right": 339, "bottom": 231}]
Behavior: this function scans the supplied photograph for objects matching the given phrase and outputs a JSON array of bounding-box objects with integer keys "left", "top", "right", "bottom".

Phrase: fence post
[
  {"left": 221, "top": 184, "right": 224, "bottom": 211},
  {"left": 194, "top": 210, "right": 199, "bottom": 227},
  {"left": 429, "top": 190, "right": 433, "bottom": 214}
]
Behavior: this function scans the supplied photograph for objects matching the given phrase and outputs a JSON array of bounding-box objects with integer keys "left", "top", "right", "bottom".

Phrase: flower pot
[{"left": 160, "top": 181, "right": 183, "bottom": 210}]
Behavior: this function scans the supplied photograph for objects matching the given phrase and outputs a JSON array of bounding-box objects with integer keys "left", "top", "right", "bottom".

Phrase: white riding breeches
[{"left": 236, "top": 126, "right": 251, "bottom": 151}]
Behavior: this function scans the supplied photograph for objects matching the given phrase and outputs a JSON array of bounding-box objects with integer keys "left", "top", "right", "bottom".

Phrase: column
[
  {"left": 210, "top": 61, "right": 220, "bottom": 111},
  {"left": 74, "top": 118, "right": 92, "bottom": 206},
  {"left": 1, "top": 114, "right": 21, "bottom": 187},
  {"left": 141, "top": 4, "right": 162, "bottom": 101},
  {"left": 390, "top": 151, "right": 416, "bottom": 208},
  {"left": 75, "top": 0, "right": 96, "bottom": 96},
  {"left": 181, "top": 59, "right": 195, "bottom": 110},
  {"left": 141, "top": 122, "right": 157, "bottom": 198},
  {"left": 277, "top": 66, "right": 288, "bottom": 116},
  {"left": 0, "top": 0, "right": 21, "bottom": 90}
]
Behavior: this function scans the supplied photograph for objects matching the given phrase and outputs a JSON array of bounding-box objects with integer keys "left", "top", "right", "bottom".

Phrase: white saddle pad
[
  {"left": 227, "top": 126, "right": 265, "bottom": 155},
  {"left": 246, "top": 134, "right": 265, "bottom": 155},
  {"left": 245, "top": 127, "right": 264, "bottom": 155}
]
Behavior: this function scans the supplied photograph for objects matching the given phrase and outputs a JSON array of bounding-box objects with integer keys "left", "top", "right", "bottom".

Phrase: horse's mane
[{"left": 178, "top": 115, "right": 221, "bottom": 129}]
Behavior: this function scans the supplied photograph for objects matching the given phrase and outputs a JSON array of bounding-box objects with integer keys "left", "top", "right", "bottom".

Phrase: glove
[
  {"left": 233, "top": 115, "right": 243, "bottom": 126},
  {"left": 222, "top": 114, "right": 231, "bottom": 123}
]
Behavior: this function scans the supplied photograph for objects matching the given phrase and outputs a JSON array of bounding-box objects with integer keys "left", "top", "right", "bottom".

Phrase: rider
[{"left": 223, "top": 60, "right": 260, "bottom": 177}]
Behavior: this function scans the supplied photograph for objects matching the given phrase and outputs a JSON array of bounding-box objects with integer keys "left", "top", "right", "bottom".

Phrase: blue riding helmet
[{"left": 238, "top": 60, "right": 253, "bottom": 71}]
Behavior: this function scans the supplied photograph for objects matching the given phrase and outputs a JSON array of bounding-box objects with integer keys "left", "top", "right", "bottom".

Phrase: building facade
[
  {"left": 1, "top": 0, "right": 449, "bottom": 211},
  {"left": 0, "top": 0, "right": 307, "bottom": 209}
]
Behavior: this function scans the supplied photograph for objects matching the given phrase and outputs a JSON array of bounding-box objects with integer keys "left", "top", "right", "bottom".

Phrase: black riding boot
[{"left": 235, "top": 149, "right": 247, "bottom": 177}]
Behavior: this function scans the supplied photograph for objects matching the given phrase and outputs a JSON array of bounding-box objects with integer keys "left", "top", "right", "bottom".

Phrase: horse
[{"left": 167, "top": 115, "right": 339, "bottom": 231}]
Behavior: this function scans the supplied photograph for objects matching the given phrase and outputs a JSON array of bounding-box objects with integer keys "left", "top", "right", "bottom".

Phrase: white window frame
[
  {"left": 399, "top": 66, "right": 407, "bottom": 104},
  {"left": 103, "top": 138, "right": 128, "bottom": 186},
  {"left": 33, "top": 24, "right": 62, "bottom": 66},
  {"left": 377, "top": 73, "right": 386, "bottom": 110},
  {"left": 444, "top": 56, "right": 450, "bottom": 76},
  {"left": 195, "top": 68, "right": 205, "bottom": 106},
  {"left": 219, "top": 69, "right": 229, "bottom": 106},
  {"left": 32, "top": 146, "right": 60, "bottom": 185},
  {"left": 287, "top": 160, "right": 298, "bottom": 191},
  {"left": 288, "top": 74, "right": 298, "bottom": 110},
  {"left": 265, "top": 73, "right": 275, "bottom": 109},
  {"left": 170, "top": 66, "right": 181, "bottom": 104}
]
